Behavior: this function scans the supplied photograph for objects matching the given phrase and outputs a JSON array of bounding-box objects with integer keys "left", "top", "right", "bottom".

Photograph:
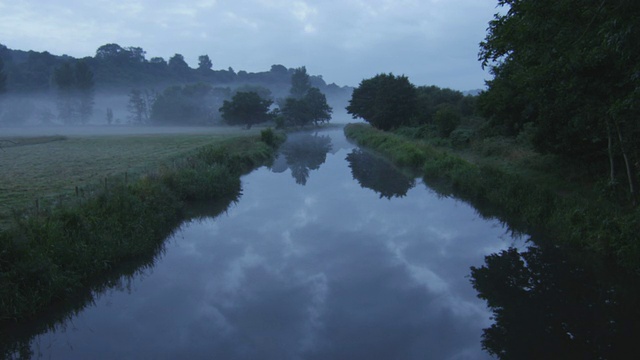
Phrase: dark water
[{"left": 6, "top": 128, "right": 637, "bottom": 359}]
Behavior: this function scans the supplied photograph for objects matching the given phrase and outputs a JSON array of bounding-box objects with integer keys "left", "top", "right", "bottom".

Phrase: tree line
[
  {"left": 347, "top": 73, "right": 476, "bottom": 139},
  {"left": 347, "top": 1, "right": 639, "bottom": 206},
  {"left": 0, "top": 42, "right": 350, "bottom": 126}
]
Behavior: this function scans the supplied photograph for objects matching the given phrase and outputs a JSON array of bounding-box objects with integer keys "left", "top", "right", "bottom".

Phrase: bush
[
  {"left": 434, "top": 105, "right": 461, "bottom": 138},
  {"left": 261, "top": 127, "right": 277, "bottom": 147}
]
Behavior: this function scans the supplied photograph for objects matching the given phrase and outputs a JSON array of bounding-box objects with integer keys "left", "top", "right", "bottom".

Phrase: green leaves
[
  {"left": 219, "top": 91, "right": 273, "bottom": 129},
  {"left": 347, "top": 73, "right": 417, "bottom": 131}
]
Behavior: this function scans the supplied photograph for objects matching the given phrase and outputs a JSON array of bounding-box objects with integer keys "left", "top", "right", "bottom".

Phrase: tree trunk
[
  {"left": 614, "top": 119, "right": 638, "bottom": 206},
  {"left": 607, "top": 121, "right": 615, "bottom": 184}
]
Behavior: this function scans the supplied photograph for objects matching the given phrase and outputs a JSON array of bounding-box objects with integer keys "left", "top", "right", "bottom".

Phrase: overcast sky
[{"left": 0, "top": 0, "right": 500, "bottom": 90}]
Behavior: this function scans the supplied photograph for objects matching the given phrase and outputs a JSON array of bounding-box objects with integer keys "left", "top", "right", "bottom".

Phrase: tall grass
[
  {"left": 344, "top": 123, "right": 640, "bottom": 271},
  {"left": 0, "top": 133, "right": 282, "bottom": 322}
]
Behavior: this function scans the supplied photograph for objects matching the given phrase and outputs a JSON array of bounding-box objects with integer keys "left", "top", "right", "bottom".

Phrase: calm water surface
[{"left": 17, "top": 129, "right": 528, "bottom": 359}]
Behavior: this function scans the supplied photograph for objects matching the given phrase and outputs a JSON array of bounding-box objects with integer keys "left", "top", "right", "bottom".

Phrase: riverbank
[
  {"left": 344, "top": 123, "right": 640, "bottom": 271},
  {"left": 0, "top": 128, "right": 284, "bottom": 322}
]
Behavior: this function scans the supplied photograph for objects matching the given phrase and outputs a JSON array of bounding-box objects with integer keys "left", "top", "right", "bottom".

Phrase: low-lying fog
[{"left": 0, "top": 91, "right": 354, "bottom": 138}]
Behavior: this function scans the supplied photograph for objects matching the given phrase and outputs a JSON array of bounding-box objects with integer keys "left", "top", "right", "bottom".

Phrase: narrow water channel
[{"left": 5, "top": 128, "right": 529, "bottom": 359}]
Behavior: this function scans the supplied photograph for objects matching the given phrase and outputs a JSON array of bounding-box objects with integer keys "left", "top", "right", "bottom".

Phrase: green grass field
[{"left": 0, "top": 126, "right": 260, "bottom": 227}]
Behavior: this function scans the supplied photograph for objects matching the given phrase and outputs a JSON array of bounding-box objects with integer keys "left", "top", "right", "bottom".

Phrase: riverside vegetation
[
  {"left": 344, "top": 123, "right": 640, "bottom": 271},
  {"left": 0, "top": 128, "right": 284, "bottom": 322}
]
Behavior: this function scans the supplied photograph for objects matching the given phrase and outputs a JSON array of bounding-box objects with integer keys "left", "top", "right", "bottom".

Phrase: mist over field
[{"left": 0, "top": 44, "right": 353, "bottom": 132}]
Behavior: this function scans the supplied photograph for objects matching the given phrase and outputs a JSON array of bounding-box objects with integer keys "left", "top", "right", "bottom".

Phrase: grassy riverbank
[
  {"left": 344, "top": 123, "right": 640, "bottom": 271},
  {"left": 0, "top": 126, "right": 263, "bottom": 228},
  {"left": 0, "top": 127, "right": 283, "bottom": 321}
]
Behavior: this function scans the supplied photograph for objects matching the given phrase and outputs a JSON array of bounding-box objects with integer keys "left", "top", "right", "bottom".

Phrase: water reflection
[
  {"left": 346, "top": 149, "right": 416, "bottom": 199},
  {"left": 272, "top": 133, "right": 332, "bottom": 185},
  {"left": 470, "top": 237, "right": 640, "bottom": 359},
  {"left": 3, "top": 129, "right": 521, "bottom": 359},
  {"left": 0, "top": 193, "right": 240, "bottom": 360}
]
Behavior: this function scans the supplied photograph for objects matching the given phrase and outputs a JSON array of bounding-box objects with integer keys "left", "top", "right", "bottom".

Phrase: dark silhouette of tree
[
  {"left": 470, "top": 239, "right": 640, "bottom": 359},
  {"left": 219, "top": 91, "right": 273, "bottom": 129},
  {"left": 479, "top": 0, "right": 640, "bottom": 204},
  {"left": 168, "top": 53, "right": 189, "bottom": 72},
  {"left": 347, "top": 73, "right": 417, "bottom": 131},
  {"left": 434, "top": 104, "right": 461, "bottom": 138},
  {"left": 127, "top": 89, "right": 147, "bottom": 124},
  {"left": 0, "top": 56, "right": 6, "bottom": 95},
  {"left": 413, "top": 85, "right": 467, "bottom": 126},
  {"left": 279, "top": 133, "right": 332, "bottom": 185},
  {"left": 198, "top": 55, "right": 212, "bottom": 72},
  {"left": 280, "top": 97, "right": 309, "bottom": 127},
  {"left": 151, "top": 84, "right": 215, "bottom": 125},
  {"left": 305, "top": 87, "right": 332, "bottom": 125},
  {"left": 75, "top": 60, "right": 94, "bottom": 124},
  {"left": 106, "top": 108, "right": 113, "bottom": 125},
  {"left": 290, "top": 66, "right": 311, "bottom": 99},
  {"left": 53, "top": 62, "right": 75, "bottom": 123},
  {"left": 346, "top": 149, "right": 415, "bottom": 199},
  {"left": 280, "top": 66, "right": 332, "bottom": 128}
]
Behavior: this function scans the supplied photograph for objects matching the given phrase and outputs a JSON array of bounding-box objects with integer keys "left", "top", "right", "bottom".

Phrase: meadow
[{"left": 0, "top": 126, "right": 261, "bottom": 228}]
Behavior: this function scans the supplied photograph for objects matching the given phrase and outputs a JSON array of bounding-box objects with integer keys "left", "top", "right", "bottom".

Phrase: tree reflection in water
[
  {"left": 0, "top": 194, "right": 241, "bottom": 360},
  {"left": 470, "top": 237, "right": 640, "bottom": 359},
  {"left": 346, "top": 149, "right": 416, "bottom": 199},
  {"left": 276, "top": 133, "right": 332, "bottom": 185}
]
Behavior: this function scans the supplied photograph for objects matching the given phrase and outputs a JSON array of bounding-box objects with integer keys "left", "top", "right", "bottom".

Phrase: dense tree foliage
[
  {"left": 0, "top": 44, "right": 351, "bottom": 124},
  {"left": 198, "top": 55, "right": 212, "bottom": 72},
  {"left": 471, "top": 240, "right": 640, "bottom": 359},
  {"left": 168, "top": 54, "right": 189, "bottom": 73},
  {"left": 0, "top": 57, "right": 6, "bottom": 95},
  {"left": 347, "top": 74, "right": 417, "bottom": 131},
  {"left": 0, "top": 42, "right": 351, "bottom": 95},
  {"left": 151, "top": 83, "right": 218, "bottom": 125},
  {"left": 75, "top": 60, "right": 94, "bottom": 124},
  {"left": 479, "top": 0, "right": 640, "bottom": 203},
  {"left": 52, "top": 61, "right": 95, "bottom": 124},
  {"left": 277, "top": 66, "right": 332, "bottom": 128},
  {"left": 304, "top": 87, "right": 333, "bottom": 125},
  {"left": 413, "top": 85, "right": 472, "bottom": 125},
  {"left": 127, "top": 89, "right": 149, "bottom": 124},
  {"left": 53, "top": 62, "right": 76, "bottom": 123},
  {"left": 219, "top": 91, "right": 273, "bottom": 129},
  {"left": 289, "top": 66, "right": 311, "bottom": 99},
  {"left": 280, "top": 86, "right": 332, "bottom": 127}
]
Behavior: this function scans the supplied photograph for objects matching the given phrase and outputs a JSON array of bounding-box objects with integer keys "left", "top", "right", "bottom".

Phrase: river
[{"left": 10, "top": 127, "right": 614, "bottom": 359}]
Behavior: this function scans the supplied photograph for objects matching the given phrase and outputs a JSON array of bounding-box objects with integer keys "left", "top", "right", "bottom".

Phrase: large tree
[
  {"left": 151, "top": 84, "right": 213, "bottom": 125},
  {"left": 304, "top": 87, "right": 332, "bottom": 125},
  {"left": 219, "top": 91, "right": 273, "bottom": 129},
  {"left": 168, "top": 53, "right": 189, "bottom": 72},
  {"left": 479, "top": 0, "right": 640, "bottom": 204},
  {"left": 289, "top": 66, "right": 311, "bottom": 99},
  {"left": 198, "top": 55, "right": 212, "bottom": 72},
  {"left": 347, "top": 73, "right": 417, "bottom": 131},
  {"left": 75, "top": 60, "right": 94, "bottom": 124},
  {"left": 53, "top": 62, "right": 76, "bottom": 123},
  {"left": 127, "top": 89, "right": 147, "bottom": 124}
]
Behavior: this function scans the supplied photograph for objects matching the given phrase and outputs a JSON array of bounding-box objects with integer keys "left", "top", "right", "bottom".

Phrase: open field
[{"left": 0, "top": 125, "right": 261, "bottom": 226}]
